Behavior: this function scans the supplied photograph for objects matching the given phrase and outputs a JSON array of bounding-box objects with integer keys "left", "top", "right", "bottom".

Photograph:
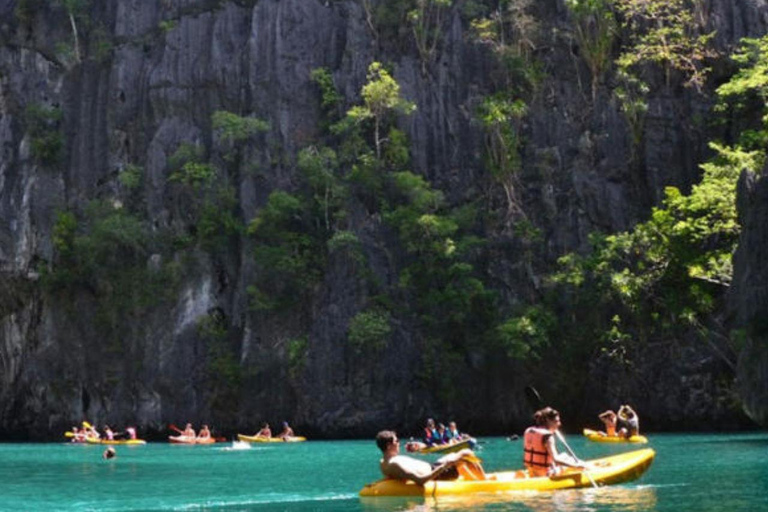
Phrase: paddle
[
  {"left": 524, "top": 386, "right": 598, "bottom": 488},
  {"left": 169, "top": 424, "right": 184, "bottom": 435}
]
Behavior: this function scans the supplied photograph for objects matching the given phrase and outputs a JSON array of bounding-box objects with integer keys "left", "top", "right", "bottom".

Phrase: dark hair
[
  {"left": 376, "top": 430, "right": 397, "bottom": 452},
  {"left": 533, "top": 407, "right": 559, "bottom": 427}
]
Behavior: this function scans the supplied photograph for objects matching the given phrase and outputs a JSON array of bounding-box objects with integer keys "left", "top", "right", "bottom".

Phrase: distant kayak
[
  {"left": 237, "top": 434, "right": 306, "bottom": 443},
  {"left": 414, "top": 438, "right": 476, "bottom": 454},
  {"left": 360, "top": 448, "right": 655, "bottom": 496},
  {"left": 85, "top": 438, "right": 147, "bottom": 446},
  {"left": 169, "top": 435, "right": 217, "bottom": 445},
  {"left": 583, "top": 428, "right": 648, "bottom": 444}
]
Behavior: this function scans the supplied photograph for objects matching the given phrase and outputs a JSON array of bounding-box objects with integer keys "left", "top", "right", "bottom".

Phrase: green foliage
[
  {"left": 550, "top": 142, "right": 761, "bottom": 355},
  {"left": 347, "top": 62, "right": 416, "bottom": 159},
  {"left": 43, "top": 202, "right": 180, "bottom": 333},
  {"left": 287, "top": 336, "right": 309, "bottom": 379},
  {"left": 298, "top": 145, "right": 347, "bottom": 230},
  {"left": 159, "top": 20, "right": 177, "bottom": 33},
  {"left": 477, "top": 94, "right": 527, "bottom": 213},
  {"left": 212, "top": 111, "right": 269, "bottom": 144},
  {"left": 168, "top": 142, "right": 205, "bottom": 172},
  {"left": 408, "top": 0, "right": 452, "bottom": 70},
  {"left": 25, "top": 103, "right": 64, "bottom": 166},
  {"left": 715, "top": 35, "right": 768, "bottom": 138},
  {"left": 198, "top": 186, "right": 242, "bottom": 252},
  {"left": 613, "top": 69, "right": 650, "bottom": 148},
  {"left": 348, "top": 309, "right": 392, "bottom": 352},
  {"left": 169, "top": 161, "right": 216, "bottom": 188},
  {"left": 310, "top": 67, "right": 343, "bottom": 116},
  {"left": 118, "top": 164, "right": 143, "bottom": 189},
  {"left": 327, "top": 230, "right": 365, "bottom": 264},
  {"left": 495, "top": 305, "right": 555, "bottom": 361},
  {"left": 247, "top": 191, "right": 325, "bottom": 310},
  {"left": 199, "top": 311, "right": 242, "bottom": 413},
  {"left": 613, "top": 0, "right": 716, "bottom": 90},
  {"left": 565, "top": 0, "right": 618, "bottom": 99}
]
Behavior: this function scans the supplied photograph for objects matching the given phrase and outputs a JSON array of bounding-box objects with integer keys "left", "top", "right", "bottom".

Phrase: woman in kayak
[
  {"left": 598, "top": 410, "right": 618, "bottom": 436},
  {"left": 523, "top": 407, "right": 586, "bottom": 477},
  {"left": 618, "top": 405, "right": 640, "bottom": 438},
  {"left": 375, "top": 430, "right": 486, "bottom": 484},
  {"left": 254, "top": 422, "right": 271, "bottom": 438},
  {"left": 197, "top": 425, "right": 211, "bottom": 440}
]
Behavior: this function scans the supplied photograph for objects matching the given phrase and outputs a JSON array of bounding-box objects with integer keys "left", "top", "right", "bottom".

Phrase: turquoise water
[{"left": 0, "top": 433, "right": 766, "bottom": 511}]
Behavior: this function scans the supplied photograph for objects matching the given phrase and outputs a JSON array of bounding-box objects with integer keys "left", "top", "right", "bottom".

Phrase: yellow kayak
[
  {"left": 583, "top": 428, "right": 648, "bottom": 444},
  {"left": 84, "top": 438, "right": 147, "bottom": 445},
  {"left": 415, "top": 438, "right": 476, "bottom": 454},
  {"left": 359, "top": 448, "right": 655, "bottom": 496},
  {"left": 237, "top": 434, "right": 306, "bottom": 443}
]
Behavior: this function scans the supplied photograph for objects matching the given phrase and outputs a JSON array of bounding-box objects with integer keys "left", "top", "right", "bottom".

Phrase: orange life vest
[{"left": 523, "top": 427, "right": 554, "bottom": 476}]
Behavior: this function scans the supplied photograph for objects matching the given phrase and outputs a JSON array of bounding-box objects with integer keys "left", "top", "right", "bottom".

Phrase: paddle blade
[
  {"left": 524, "top": 386, "right": 542, "bottom": 411},
  {"left": 169, "top": 424, "right": 183, "bottom": 434},
  {"left": 64, "top": 432, "right": 75, "bottom": 437},
  {"left": 82, "top": 421, "right": 92, "bottom": 429}
]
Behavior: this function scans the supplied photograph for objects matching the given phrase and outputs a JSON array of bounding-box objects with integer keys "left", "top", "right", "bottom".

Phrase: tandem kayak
[
  {"left": 237, "top": 434, "right": 307, "bottom": 443},
  {"left": 84, "top": 438, "right": 147, "bottom": 446},
  {"left": 414, "top": 438, "right": 476, "bottom": 454},
  {"left": 583, "top": 428, "right": 648, "bottom": 444},
  {"left": 359, "top": 448, "right": 655, "bottom": 497},
  {"left": 168, "top": 435, "right": 217, "bottom": 444}
]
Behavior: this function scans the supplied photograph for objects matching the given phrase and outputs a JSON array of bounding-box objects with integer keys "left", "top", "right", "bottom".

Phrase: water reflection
[{"left": 359, "top": 486, "right": 657, "bottom": 512}]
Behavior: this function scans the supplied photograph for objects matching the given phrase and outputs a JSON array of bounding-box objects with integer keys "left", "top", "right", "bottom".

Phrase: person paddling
[
  {"left": 182, "top": 423, "right": 196, "bottom": 439},
  {"left": 523, "top": 407, "right": 586, "bottom": 477}
]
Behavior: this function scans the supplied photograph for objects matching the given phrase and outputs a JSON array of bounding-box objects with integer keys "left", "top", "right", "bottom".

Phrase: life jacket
[
  {"left": 523, "top": 427, "right": 554, "bottom": 476},
  {"left": 606, "top": 424, "right": 616, "bottom": 437},
  {"left": 424, "top": 427, "right": 438, "bottom": 445}
]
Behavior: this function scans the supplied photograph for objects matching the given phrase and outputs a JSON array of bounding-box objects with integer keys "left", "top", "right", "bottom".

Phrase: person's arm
[
  {"left": 548, "top": 436, "right": 585, "bottom": 469},
  {"left": 386, "top": 459, "right": 454, "bottom": 486}
]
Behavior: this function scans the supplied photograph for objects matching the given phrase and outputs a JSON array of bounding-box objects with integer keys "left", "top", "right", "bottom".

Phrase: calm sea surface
[{"left": 1, "top": 432, "right": 766, "bottom": 511}]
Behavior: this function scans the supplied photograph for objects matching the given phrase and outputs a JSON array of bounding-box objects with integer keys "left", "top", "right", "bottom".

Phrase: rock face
[
  {"left": 0, "top": 0, "right": 766, "bottom": 438},
  {"left": 731, "top": 168, "right": 768, "bottom": 427}
]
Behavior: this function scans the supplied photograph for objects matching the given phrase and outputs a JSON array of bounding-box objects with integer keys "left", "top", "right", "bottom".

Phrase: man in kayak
[
  {"left": 524, "top": 407, "right": 586, "bottom": 477},
  {"left": 375, "top": 430, "right": 486, "bottom": 484},
  {"left": 598, "top": 410, "right": 618, "bottom": 436},
  {"left": 182, "top": 423, "right": 196, "bottom": 438},
  {"left": 618, "top": 405, "right": 640, "bottom": 438},
  {"left": 277, "top": 421, "right": 295, "bottom": 439}
]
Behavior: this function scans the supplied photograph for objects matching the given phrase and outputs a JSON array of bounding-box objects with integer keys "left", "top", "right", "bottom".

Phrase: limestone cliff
[{"left": 0, "top": 0, "right": 766, "bottom": 439}]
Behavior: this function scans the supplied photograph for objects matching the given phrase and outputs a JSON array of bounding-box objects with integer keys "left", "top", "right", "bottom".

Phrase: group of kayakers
[
  {"left": 176, "top": 423, "right": 212, "bottom": 440},
  {"left": 376, "top": 404, "right": 643, "bottom": 484},
  {"left": 70, "top": 422, "right": 138, "bottom": 443},
  {"left": 404, "top": 418, "right": 475, "bottom": 452},
  {"left": 247, "top": 421, "right": 297, "bottom": 440}
]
